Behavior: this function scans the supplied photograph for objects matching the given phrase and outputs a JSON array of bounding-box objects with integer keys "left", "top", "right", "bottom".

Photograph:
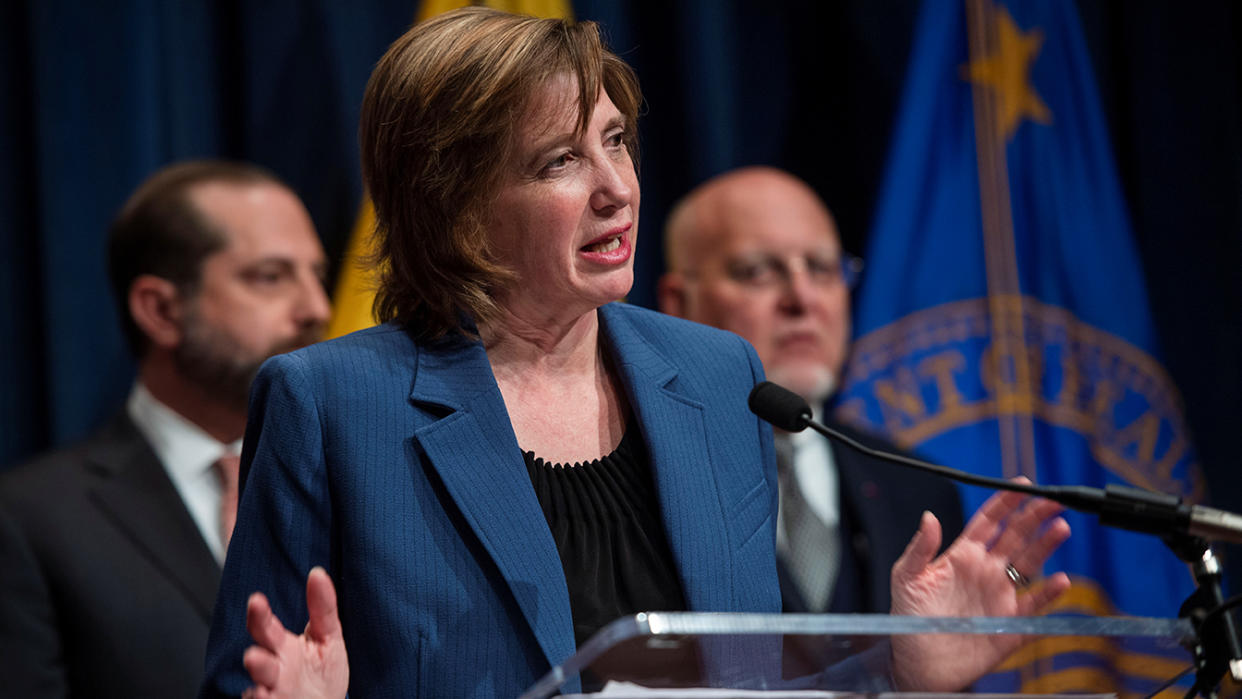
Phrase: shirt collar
[{"left": 126, "top": 382, "right": 240, "bottom": 482}]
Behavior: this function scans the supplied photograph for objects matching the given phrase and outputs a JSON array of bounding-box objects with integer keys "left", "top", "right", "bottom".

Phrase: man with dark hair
[
  {"left": 660, "top": 166, "right": 965, "bottom": 614},
  {"left": 0, "top": 160, "right": 331, "bottom": 697}
]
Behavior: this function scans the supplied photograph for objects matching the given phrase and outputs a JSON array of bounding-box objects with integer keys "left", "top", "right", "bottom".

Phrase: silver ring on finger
[{"left": 1005, "top": 562, "right": 1031, "bottom": 589}]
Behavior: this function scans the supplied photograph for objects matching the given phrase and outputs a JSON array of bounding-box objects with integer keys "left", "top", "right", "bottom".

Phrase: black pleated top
[{"left": 524, "top": 428, "right": 687, "bottom": 647}]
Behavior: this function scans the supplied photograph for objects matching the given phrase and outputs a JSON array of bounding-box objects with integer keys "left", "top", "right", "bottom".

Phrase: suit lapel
[
  {"left": 86, "top": 415, "right": 221, "bottom": 621},
  {"left": 600, "top": 305, "right": 733, "bottom": 612},
  {"left": 829, "top": 434, "right": 890, "bottom": 611},
  {"left": 409, "top": 336, "right": 576, "bottom": 671}
]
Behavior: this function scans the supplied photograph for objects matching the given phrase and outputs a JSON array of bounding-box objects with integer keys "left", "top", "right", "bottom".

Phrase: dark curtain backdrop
[{"left": 3, "top": 0, "right": 1241, "bottom": 575}]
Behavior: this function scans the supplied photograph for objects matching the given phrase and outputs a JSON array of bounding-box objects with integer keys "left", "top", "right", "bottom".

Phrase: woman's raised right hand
[{"left": 241, "top": 566, "right": 350, "bottom": 699}]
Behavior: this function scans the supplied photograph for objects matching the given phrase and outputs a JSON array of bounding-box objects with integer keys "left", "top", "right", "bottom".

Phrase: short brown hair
[
  {"left": 107, "top": 160, "right": 285, "bottom": 355},
  {"left": 359, "top": 6, "right": 642, "bottom": 339}
]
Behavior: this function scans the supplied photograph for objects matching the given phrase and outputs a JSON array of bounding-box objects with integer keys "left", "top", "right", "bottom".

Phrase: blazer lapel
[
  {"left": 86, "top": 415, "right": 222, "bottom": 621},
  {"left": 409, "top": 337, "right": 576, "bottom": 672},
  {"left": 600, "top": 306, "right": 733, "bottom": 612}
]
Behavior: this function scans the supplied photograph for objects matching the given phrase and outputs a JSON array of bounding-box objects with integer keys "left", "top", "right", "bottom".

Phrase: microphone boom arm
[{"left": 748, "top": 380, "right": 1242, "bottom": 692}]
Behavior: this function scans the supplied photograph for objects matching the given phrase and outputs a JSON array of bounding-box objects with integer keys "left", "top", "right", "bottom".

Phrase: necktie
[
  {"left": 776, "top": 436, "right": 839, "bottom": 612},
  {"left": 213, "top": 453, "right": 241, "bottom": 551}
]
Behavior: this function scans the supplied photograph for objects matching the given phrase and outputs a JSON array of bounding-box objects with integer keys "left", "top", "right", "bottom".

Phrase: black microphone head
[{"left": 748, "top": 381, "right": 811, "bottom": 432}]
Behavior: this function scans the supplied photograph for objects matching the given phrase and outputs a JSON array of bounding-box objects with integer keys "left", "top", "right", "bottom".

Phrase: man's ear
[
  {"left": 657, "top": 273, "right": 687, "bottom": 318},
  {"left": 128, "top": 275, "right": 185, "bottom": 350}
]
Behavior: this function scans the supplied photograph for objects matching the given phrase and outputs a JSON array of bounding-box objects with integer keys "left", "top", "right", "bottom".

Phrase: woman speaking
[{"left": 201, "top": 8, "right": 1069, "bottom": 697}]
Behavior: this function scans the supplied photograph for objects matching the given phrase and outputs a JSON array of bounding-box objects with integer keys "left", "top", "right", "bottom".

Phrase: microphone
[
  {"left": 748, "top": 380, "right": 1242, "bottom": 546},
  {"left": 747, "top": 380, "right": 811, "bottom": 432}
]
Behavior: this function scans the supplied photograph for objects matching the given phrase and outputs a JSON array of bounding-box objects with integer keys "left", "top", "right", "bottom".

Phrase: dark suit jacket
[
  {"left": 778, "top": 419, "right": 965, "bottom": 614},
  {"left": 202, "top": 303, "right": 783, "bottom": 698},
  {"left": 0, "top": 412, "right": 221, "bottom": 698}
]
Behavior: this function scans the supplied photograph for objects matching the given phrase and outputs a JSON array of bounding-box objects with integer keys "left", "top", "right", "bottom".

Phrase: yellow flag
[
  {"left": 327, "top": 0, "right": 573, "bottom": 339},
  {"left": 417, "top": 0, "right": 569, "bottom": 22}
]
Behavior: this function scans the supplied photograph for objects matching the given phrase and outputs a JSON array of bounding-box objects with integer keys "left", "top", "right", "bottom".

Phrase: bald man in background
[{"left": 659, "top": 166, "right": 964, "bottom": 613}]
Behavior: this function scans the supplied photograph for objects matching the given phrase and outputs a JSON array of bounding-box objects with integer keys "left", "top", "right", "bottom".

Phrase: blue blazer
[{"left": 201, "top": 303, "right": 781, "bottom": 698}]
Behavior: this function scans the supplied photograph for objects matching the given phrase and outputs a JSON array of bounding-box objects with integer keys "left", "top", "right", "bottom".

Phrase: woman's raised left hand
[{"left": 889, "top": 481, "right": 1072, "bottom": 692}]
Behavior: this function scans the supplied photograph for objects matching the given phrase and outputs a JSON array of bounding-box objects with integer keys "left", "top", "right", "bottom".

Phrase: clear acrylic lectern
[{"left": 520, "top": 613, "right": 1196, "bottom": 698}]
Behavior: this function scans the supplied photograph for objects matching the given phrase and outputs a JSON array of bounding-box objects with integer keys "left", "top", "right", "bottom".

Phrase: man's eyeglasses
[{"left": 721, "top": 252, "right": 864, "bottom": 290}]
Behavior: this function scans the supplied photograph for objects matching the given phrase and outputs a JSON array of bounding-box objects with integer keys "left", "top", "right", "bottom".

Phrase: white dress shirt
[
  {"left": 126, "top": 382, "right": 241, "bottom": 564},
  {"left": 788, "top": 405, "right": 839, "bottom": 528}
]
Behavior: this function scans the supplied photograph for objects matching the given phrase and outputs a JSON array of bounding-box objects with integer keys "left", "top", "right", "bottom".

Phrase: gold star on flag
[{"left": 964, "top": 5, "right": 1052, "bottom": 141}]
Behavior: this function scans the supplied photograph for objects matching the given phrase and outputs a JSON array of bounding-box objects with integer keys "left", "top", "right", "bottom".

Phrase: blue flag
[{"left": 835, "top": 0, "right": 1204, "bottom": 694}]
